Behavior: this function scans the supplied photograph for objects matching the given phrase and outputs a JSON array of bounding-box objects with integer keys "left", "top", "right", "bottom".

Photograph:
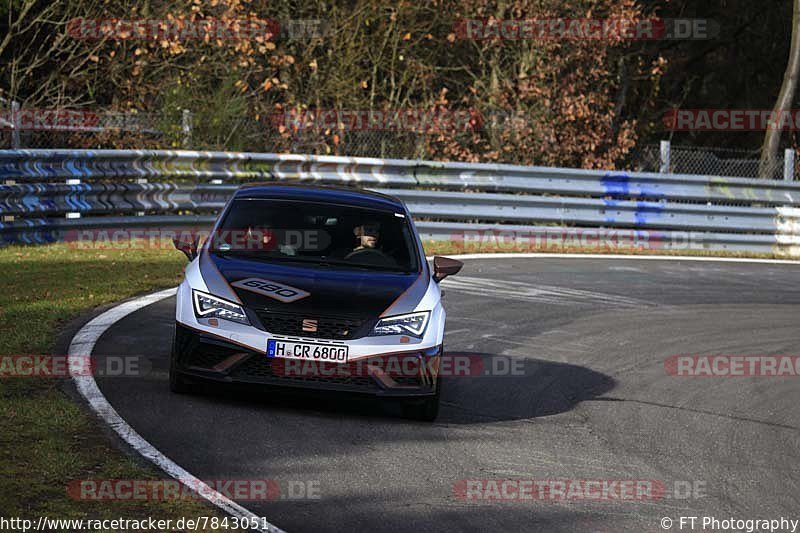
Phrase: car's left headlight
[
  {"left": 192, "top": 290, "right": 250, "bottom": 325},
  {"left": 370, "top": 311, "right": 430, "bottom": 338}
]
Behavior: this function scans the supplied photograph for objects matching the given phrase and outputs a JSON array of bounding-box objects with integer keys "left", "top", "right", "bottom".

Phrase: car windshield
[{"left": 210, "top": 198, "right": 420, "bottom": 273}]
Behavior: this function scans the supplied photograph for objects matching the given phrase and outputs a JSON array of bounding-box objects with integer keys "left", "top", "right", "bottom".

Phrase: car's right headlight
[
  {"left": 370, "top": 311, "right": 430, "bottom": 338},
  {"left": 192, "top": 290, "right": 250, "bottom": 325}
]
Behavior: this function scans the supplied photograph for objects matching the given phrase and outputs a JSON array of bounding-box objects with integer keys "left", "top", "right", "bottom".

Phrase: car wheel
[
  {"left": 169, "top": 326, "right": 194, "bottom": 394},
  {"left": 402, "top": 376, "right": 441, "bottom": 422},
  {"left": 169, "top": 365, "right": 194, "bottom": 394}
]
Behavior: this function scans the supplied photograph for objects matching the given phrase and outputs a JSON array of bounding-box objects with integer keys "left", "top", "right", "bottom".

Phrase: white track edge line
[{"left": 68, "top": 287, "right": 284, "bottom": 533}]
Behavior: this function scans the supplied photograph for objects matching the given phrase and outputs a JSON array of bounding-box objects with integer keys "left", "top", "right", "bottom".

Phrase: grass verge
[{"left": 0, "top": 244, "right": 228, "bottom": 528}]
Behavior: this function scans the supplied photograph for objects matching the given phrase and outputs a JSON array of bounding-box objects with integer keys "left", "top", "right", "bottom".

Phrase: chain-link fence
[
  {"left": 0, "top": 101, "right": 166, "bottom": 150},
  {"left": 0, "top": 101, "right": 443, "bottom": 157},
  {"left": 0, "top": 97, "right": 14, "bottom": 149},
  {"left": 3, "top": 100, "right": 798, "bottom": 180},
  {"left": 263, "top": 128, "right": 430, "bottom": 159},
  {"left": 630, "top": 142, "right": 791, "bottom": 180}
]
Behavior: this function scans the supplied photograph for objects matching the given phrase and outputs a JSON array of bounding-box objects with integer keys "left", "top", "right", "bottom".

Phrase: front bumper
[{"left": 172, "top": 323, "right": 442, "bottom": 397}]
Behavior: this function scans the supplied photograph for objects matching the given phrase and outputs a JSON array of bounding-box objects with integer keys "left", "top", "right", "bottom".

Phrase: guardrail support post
[
  {"left": 136, "top": 178, "right": 147, "bottom": 216},
  {"left": 784, "top": 148, "right": 795, "bottom": 181},
  {"left": 65, "top": 178, "right": 81, "bottom": 219},
  {"left": 2, "top": 179, "right": 14, "bottom": 222},
  {"left": 11, "top": 101, "right": 21, "bottom": 149},
  {"left": 659, "top": 140, "right": 671, "bottom": 174},
  {"left": 182, "top": 109, "right": 192, "bottom": 149}
]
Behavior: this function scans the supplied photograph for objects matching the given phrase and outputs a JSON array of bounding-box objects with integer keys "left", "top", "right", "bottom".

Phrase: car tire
[
  {"left": 169, "top": 326, "right": 194, "bottom": 394},
  {"left": 402, "top": 376, "right": 441, "bottom": 422},
  {"left": 169, "top": 365, "right": 194, "bottom": 394}
]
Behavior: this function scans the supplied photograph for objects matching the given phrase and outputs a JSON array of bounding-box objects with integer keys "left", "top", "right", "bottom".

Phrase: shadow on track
[{"left": 183, "top": 352, "right": 615, "bottom": 424}]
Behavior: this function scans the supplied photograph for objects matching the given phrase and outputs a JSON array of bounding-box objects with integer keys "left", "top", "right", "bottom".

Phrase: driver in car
[
  {"left": 345, "top": 222, "right": 395, "bottom": 266},
  {"left": 352, "top": 222, "right": 380, "bottom": 250}
]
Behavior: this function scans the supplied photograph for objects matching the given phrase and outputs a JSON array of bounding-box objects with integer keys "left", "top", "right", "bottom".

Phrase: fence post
[
  {"left": 784, "top": 148, "right": 795, "bottom": 181},
  {"left": 182, "top": 109, "right": 192, "bottom": 149},
  {"left": 11, "top": 101, "right": 21, "bottom": 149},
  {"left": 659, "top": 140, "right": 671, "bottom": 174}
]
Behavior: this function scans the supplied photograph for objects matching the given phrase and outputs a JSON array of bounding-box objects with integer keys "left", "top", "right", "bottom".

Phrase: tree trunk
[{"left": 760, "top": 0, "right": 800, "bottom": 178}]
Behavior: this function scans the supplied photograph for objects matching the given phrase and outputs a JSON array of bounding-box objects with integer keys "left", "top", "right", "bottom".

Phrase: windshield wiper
[{"left": 312, "top": 259, "right": 407, "bottom": 272}]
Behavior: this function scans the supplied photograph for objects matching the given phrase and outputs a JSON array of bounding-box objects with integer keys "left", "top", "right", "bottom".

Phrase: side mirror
[
  {"left": 433, "top": 256, "right": 463, "bottom": 282},
  {"left": 173, "top": 237, "right": 198, "bottom": 261}
]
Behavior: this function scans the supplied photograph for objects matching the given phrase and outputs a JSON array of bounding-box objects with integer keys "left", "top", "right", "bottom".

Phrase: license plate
[{"left": 267, "top": 339, "right": 349, "bottom": 363}]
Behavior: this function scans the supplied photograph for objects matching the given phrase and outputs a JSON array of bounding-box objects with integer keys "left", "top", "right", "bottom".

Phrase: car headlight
[
  {"left": 370, "top": 311, "right": 430, "bottom": 338},
  {"left": 192, "top": 290, "right": 250, "bottom": 325}
]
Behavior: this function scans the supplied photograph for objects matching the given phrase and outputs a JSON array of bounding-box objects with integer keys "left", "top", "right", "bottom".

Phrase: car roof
[{"left": 234, "top": 183, "right": 405, "bottom": 211}]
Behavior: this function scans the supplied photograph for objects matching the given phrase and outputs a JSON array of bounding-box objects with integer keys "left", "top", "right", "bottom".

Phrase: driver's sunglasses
[{"left": 362, "top": 225, "right": 380, "bottom": 236}]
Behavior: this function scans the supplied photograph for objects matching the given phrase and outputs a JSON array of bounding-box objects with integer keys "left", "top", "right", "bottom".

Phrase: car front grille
[
  {"left": 229, "top": 356, "right": 380, "bottom": 391},
  {"left": 253, "top": 310, "right": 365, "bottom": 340}
]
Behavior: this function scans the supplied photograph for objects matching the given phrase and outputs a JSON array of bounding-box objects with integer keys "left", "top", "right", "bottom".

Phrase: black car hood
[{"left": 207, "top": 253, "right": 425, "bottom": 319}]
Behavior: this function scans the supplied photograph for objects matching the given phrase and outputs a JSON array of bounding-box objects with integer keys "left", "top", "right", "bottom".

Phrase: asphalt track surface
[{"left": 89, "top": 257, "right": 800, "bottom": 532}]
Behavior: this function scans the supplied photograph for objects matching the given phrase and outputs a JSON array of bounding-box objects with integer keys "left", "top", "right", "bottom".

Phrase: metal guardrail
[{"left": 1, "top": 149, "right": 800, "bottom": 256}]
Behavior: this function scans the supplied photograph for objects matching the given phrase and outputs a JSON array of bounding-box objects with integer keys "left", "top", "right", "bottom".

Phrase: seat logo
[
  {"left": 302, "top": 319, "right": 318, "bottom": 332},
  {"left": 231, "top": 278, "right": 310, "bottom": 303}
]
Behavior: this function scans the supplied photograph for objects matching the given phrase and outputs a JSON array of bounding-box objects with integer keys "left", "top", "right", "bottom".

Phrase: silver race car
[{"left": 171, "top": 184, "right": 462, "bottom": 420}]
